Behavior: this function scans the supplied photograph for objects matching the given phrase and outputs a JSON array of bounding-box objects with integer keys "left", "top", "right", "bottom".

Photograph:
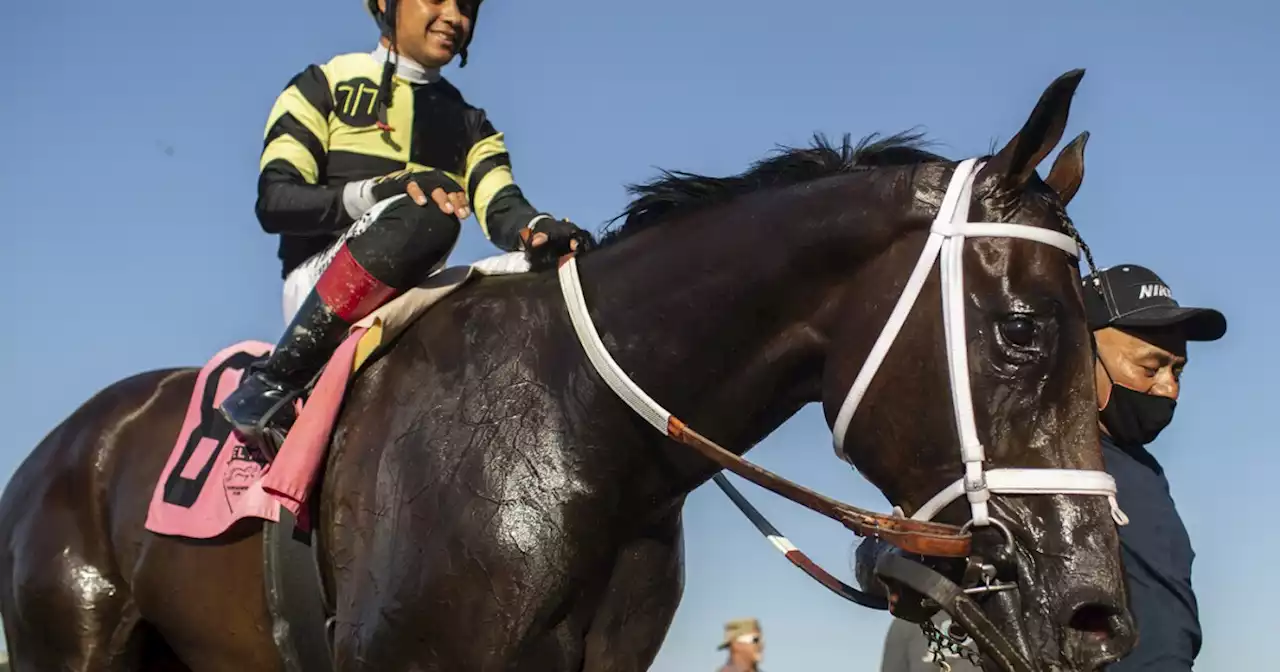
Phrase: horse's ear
[
  {"left": 979, "top": 69, "right": 1085, "bottom": 191},
  {"left": 1045, "top": 131, "right": 1089, "bottom": 206}
]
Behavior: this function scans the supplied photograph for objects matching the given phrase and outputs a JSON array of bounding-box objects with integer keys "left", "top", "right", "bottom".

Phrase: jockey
[{"left": 220, "top": 0, "right": 594, "bottom": 454}]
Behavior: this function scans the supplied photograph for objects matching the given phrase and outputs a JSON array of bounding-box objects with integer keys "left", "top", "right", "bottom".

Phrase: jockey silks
[{"left": 256, "top": 44, "right": 540, "bottom": 278}]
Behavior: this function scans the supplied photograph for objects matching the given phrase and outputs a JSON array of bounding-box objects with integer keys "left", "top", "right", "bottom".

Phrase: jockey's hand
[
  {"left": 373, "top": 170, "right": 470, "bottom": 219},
  {"left": 520, "top": 216, "right": 596, "bottom": 270},
  {"left": 404, "top": 178, "right": 471, "bottom": 220},
  {"left": 344, "top": 170, "right": 470, "bottom": 221}
]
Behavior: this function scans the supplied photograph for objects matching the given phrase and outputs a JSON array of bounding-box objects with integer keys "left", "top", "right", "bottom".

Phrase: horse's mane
[{"left": 598, "top": 130, "right": 945, "bottom": 246}]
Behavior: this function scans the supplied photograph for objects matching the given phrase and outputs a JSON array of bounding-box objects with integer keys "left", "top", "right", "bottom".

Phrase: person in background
[
  {"left": 870, "top": 262, "right": 1227, "bottom": 671},
  {"left": 717, "top": 618, "right": 765, "bottom": 672}
]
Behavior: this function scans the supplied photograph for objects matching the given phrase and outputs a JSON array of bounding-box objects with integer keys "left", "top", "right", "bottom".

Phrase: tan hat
[{"left": 717, "top": 618, "right": 761, "bottom": 649}]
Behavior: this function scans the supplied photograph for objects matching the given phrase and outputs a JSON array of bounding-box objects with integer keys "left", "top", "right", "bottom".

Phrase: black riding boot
[
  {"left": 222, "top": 196, "right": 463, "bottom": 456},
  {"left": 219, "top": 290, "right": 357, "bottom": 457}
]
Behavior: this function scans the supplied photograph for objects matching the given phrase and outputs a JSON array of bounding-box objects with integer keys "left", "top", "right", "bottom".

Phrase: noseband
[{"left": 556, "top": 158, "right": 1126, "bottom": 671}]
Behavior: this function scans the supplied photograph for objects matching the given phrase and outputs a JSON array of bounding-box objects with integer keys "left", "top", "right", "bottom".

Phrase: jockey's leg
[{"left": 219, "top": 195, "right": 461, "bottom": 454}]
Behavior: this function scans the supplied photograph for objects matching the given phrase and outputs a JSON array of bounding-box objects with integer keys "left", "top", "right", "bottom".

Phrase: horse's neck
[{"left": 575, "top": 172, "right": 912, "bottom": 461}]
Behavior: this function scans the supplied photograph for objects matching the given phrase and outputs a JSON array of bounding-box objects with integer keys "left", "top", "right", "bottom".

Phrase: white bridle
[
  {"left": 830, "top": 158, "right": 1126, "bottom": 528},
  {"left": 558, "top": 156, "right": 1126, "bottom": 543}
]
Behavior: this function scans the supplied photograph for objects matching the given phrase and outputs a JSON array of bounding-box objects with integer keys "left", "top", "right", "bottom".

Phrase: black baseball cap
[{"left": 1081, "top": 264, "right": 1227, "bottom": 341}]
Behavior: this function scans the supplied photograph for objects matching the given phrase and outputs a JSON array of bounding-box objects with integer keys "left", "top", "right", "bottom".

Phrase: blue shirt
[{"left": 1102, "top": 435, "right": 1202, "bottom": 670}]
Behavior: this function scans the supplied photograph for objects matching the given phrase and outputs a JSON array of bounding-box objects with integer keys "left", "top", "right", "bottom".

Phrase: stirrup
[
  {"left": 241, "top": 364, "right": 327, "bottom": 461},
  {"left": 245, "top": 387, "right": 306, "bottom": 461}
]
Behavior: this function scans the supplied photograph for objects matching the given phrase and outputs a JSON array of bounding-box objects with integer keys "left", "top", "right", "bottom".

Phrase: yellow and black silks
[{"left": 257, "top": 50, "right": 536, "bottom": 278}]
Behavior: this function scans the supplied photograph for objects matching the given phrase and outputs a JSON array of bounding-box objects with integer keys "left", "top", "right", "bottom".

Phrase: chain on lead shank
[{"left": 921, "top": 619, "right": 982, "bottom": 670}]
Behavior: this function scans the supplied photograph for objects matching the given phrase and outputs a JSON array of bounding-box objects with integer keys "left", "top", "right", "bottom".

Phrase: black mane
[{"left": 599, "top": 131, "right": 945, "bottom": 245}]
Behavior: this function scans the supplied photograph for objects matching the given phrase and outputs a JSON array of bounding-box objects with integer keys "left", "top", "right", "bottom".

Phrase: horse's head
[{"left": 823, "top": 70, "right": 1134, "bottom": 670}]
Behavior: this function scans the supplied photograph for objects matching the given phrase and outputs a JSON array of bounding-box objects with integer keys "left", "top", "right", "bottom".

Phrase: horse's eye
[{"left": 999, "top": 316, "right": 1038, "bottom": 347}]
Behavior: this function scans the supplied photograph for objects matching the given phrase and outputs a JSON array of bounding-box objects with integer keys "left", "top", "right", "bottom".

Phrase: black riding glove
[
  {"left": 342, "top": 170, "right": 465, "bottom": 221},
  {"left": 371, "top": 170, "right": 463, "bottom": 202},
  {"left": 521, "top": 216, "right": 596, "bottom": 270}
]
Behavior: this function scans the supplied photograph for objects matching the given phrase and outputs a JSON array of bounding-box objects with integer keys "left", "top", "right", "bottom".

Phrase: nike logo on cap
[{"left": 1137, "top": 283, "right": 1172, "bottom": 300}]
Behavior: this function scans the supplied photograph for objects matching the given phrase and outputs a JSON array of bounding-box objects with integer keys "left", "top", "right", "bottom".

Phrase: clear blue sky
[{"left": 2, "top": 1, "right": 1275, "bottom": 669}]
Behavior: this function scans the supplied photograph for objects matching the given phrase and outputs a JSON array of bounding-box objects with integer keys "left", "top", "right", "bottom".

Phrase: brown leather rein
[{"left": 666, "top": 418, "right": 972, "bottom": 557}]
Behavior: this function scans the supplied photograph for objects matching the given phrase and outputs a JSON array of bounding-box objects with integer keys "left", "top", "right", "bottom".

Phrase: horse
[{"left": 0, "top": 67, "right": 1134, "bottom": 671}]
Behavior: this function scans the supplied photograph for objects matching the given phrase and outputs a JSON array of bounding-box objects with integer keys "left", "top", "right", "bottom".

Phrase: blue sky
[{"left": 1, "top": 0, "right": 1276, "bottom": 669}]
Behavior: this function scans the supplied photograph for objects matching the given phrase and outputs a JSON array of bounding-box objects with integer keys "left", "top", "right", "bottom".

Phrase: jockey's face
[{"left": 381, "top": 0, "right": 474, "bottom": 68}]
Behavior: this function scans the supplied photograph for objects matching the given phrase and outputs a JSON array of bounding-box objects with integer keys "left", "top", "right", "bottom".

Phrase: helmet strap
[
  {"left": 374, "top": 0, "right": 399, "bottom": 132},
  {"left": 376, "top": 0, "right": 397, "bottom": 38}
]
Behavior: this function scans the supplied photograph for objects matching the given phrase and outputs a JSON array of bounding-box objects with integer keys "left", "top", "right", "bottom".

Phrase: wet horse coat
[{"left": 0, "top": 69, "right": 1136, "bottom": 671}]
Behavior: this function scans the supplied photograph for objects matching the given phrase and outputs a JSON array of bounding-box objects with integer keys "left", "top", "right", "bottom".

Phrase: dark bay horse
[{"left": 0, "top": 68, "right": 1134, "bottom": 671}]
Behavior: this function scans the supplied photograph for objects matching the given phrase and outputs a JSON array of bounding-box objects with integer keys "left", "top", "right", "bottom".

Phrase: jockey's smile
[{"left": 381, "top": 0, "right": 474, "bottom": 68}]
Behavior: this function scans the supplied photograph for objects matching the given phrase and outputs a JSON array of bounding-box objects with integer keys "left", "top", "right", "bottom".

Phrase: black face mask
[{"left": 1099, "top": 373, "right": 1177, "bottom": 448}]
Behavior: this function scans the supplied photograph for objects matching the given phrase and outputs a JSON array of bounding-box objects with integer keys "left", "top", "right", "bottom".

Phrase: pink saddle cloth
[
  {"left": 144, "top": 330, "right": 366, "bottom": 539},
  {"left": 143, "top": 256, "right": 521, "bottom": 540}
]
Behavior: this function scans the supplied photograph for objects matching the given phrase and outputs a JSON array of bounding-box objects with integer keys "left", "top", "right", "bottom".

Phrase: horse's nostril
[
  {"left": 1065, "top": 601, "right": 1136, "bottom": 668},
  {"left": 1069, "top": 603, "right": 1116, "bottom": 637},
  {"left": 1074, "top": 603, "right": 1136, "bottom": 647}
]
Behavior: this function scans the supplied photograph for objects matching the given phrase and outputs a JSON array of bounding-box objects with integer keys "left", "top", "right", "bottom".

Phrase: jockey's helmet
[{"left": 363, "top": 0, "right": 481, "bottom": 67}]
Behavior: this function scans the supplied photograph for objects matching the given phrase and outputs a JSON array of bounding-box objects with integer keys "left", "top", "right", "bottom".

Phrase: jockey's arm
[
  {"left": 254, "top": 65, "right": 352, "bottom": 236},
  {"left": 461, "top": 110, "right": 548, "bottom": 253}
]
